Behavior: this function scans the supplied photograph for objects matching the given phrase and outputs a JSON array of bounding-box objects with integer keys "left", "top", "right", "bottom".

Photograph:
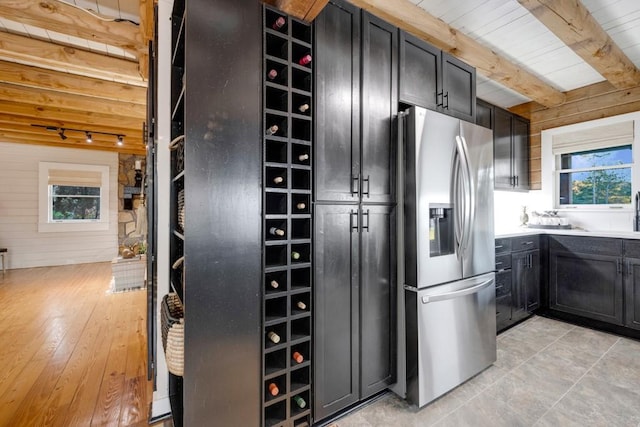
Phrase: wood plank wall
[
  {"left": 0, "top": 142, "right": 118, "bottom": 269},
  {"left": 510, "top": 81, "right": 640, "bottom": 190}
]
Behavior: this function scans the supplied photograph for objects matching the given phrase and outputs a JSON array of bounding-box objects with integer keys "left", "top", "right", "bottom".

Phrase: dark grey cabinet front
[
  {"left": 399, "top": 31, "right": 440, "bottom": 110},
  {"left": 313, "top": 204, "right": 360, "bottom": 420},
  {"left": 441, "top": 52, "right": 475, "bottom": 122},
  {"left": 493, "top": 107, "right": 529, "bottom": 191},
  {"left": 512, "top": 116, "right": 530, "bottom": 190},
  {"left": 624, "top": 258, "right": 640, "bottom": 330},
  {"left": 476, "top": 99, "right": 493, "bottom": 129},
  {"left": 315, "top": 1, "right": 360, "bottom": 202},
  {"left": 360, "top": 205, "right": 396, "bottom": 398},
  {"left": 361, "top": 13, "right": 397, "bottom": 205},
  {"left": 512, "top": 249, "right": 540, "bottom": 322},
  {"left": 549, "top": 250, "right": 624, "bottom": 325}
]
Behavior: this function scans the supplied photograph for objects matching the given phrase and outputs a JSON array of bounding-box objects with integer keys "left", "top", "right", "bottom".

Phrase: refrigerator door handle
[
  {"left": 421, "top": 278, "right": 494, "bottom": 304},
  {"left": 455, "top": 136, "right": 473, "bottom": 255},
  {"left": 452, "top": 150, "right": 464, "bottom": 258},
  {"left": 458, "top": 136, "right": 475, "bottom": 253}
]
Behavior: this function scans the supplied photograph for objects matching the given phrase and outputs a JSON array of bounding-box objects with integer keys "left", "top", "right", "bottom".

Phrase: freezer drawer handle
[{"left": 421, "top": 278, "right": 493, "bottom": 304}]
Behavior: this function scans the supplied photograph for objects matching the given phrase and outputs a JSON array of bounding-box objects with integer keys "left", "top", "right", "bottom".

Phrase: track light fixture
[{"left": 31, "top": 124, "right": 127, "bottom": 146}]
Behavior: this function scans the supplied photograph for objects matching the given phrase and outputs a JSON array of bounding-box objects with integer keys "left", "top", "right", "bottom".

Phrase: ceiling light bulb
[
  {"left": 117, "top": 135, "right": 124, "bottom": 146},
  {"left": 86, "top": 132, "right": 92, "bottom": 143}
]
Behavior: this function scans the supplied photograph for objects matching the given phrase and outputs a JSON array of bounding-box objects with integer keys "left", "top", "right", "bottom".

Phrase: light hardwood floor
[{"left": 0, "top": 262, "right": 153, "bottom": 427}]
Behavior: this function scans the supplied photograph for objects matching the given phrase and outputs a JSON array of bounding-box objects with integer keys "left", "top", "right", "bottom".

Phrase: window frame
[
  {"left": 554, "top": 145, "right": 633, "bottom": 209},
  {"left": 38, "top": 162, "right": 111, "bottom": 232}
]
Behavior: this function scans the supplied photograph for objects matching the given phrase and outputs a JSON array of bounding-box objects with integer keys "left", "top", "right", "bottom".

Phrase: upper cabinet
[
  {"left": 493, "top": 106, "right": 530, "bottom": 191},
  {"left": 476, "top": 98, "right": 493, "bottom": 129},
  {"left": 399, "top": 31, "right": 475, "bottom": 122}
]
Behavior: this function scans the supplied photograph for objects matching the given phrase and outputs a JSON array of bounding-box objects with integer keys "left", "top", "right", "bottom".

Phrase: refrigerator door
[
  {"left": 459, "top": 120, "right": 495, "bottom": 278},
  {"left": 405, "top": 107, "right": 463, "bottom": 289},
  {"left": 409, "top": 272, "right": 496, "bottom": 408}
]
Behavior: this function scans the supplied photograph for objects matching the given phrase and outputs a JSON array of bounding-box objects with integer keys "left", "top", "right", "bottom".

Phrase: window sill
[{"left": 38, "top": 221, "right": 109, "bottom": 232}]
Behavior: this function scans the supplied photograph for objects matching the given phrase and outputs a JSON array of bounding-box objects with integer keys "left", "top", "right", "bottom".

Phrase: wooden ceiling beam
[
  {"left": 140, "top": 0, "right": 155, "bottom": 43},
  {"left": 0, "top": 0, "right": 144, "bottom": 56},
  {"left": 0, "top": 32, "right": 144, "bottom": 86},
  {"left": 518, "top": 0, "right": 640, "bottom": 89},
  {"left": 0, "top": 83, "right": 146, "bottom": 119},
  {"left": 0, "top": 132, "right": 145, "bottom": 155},
  {"left": 0, "top": 61, "right": 146, "bottom": 104},
  {"left": 346, "top": 0, "right": 566, "bottom": 107},
  {"left": 0, "top": 100, "right": 143, "bottom": 131},
  {"left": 262, "top": 0, "right": 329, "bottom": 22}
]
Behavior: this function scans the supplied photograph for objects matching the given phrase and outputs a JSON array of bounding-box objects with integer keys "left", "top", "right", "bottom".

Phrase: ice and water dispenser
[{"left": 429, "top": 204, "right": 453, "bottom": 257}]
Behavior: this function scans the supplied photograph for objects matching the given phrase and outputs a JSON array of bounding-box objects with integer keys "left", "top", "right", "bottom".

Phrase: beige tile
[
  {"left": 435, "top": 393, "right": 532, "bottom": 427},
  {"left": 495, "top": 335, "right": 541, "bottom": 370},
  {"left": 556, "top": 326, "right": 618, "bottom": 357}
]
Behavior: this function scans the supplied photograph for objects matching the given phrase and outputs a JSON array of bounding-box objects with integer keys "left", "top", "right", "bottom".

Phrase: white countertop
[{"left": 495, "top": 227, "right": 640, "bottom": 240}]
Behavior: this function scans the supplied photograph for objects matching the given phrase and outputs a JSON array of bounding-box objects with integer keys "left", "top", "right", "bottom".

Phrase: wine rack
[
  {"left": 168, "top": 0, "right": 185, "bottom": 425},
  {"left": 262, "top": 6, "right": 313, "bottom": 427}
]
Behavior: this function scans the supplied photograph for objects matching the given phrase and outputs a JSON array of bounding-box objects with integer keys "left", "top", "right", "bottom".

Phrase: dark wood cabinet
[
  {"left": 314, "top": 1, "right": 397, "bottom": 421},
  {"left": 476, "top": 99, "right": 493, "bottom": 129},
  {"left": 625, "top": 257, "right": 640, "bottom": 330},
  {"left": 315, "top": 0, "right": 360, "bottom": 203},
  {"left": 399, "top": 31, "right": 475, "bottom": 122},
  {"left": 494, "top": 107, "right": 530, "bottom": 190},
  {"left": 495, "top": 235, "right": 540, "bottom": 332},
  {"left": 549, "top": 236, "right": 624, "bottom": 325},
  {"left": 360, "top": 205, "right": 396, "bottom": 398},
  {"left": 313, "top": 204, "right": 359, "bottom": 420}
]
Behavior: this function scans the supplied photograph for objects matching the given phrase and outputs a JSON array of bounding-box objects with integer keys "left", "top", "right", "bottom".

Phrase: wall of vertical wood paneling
[{"left": 0, "top": 142, "right": 118, "bottom": 269}]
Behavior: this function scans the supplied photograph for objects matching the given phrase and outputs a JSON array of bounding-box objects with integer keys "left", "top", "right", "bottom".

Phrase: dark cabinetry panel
[
  {"left": 493, "top": 107, "right": 529, "bottom": 190},
  {"left": 361, "top": 13, "right": 397, "bottom": 204},
  {"left": 399, "top": 32, "right": 475, "bottom": 122},
  {"left": 313, "top": 204, "right": 360, "bottom": 420},
  {"left": 476, "top": 99, "right": 493, "bottom": 129},
  {"left": 315, "top": 1, "right": 360, "bottom": 202},
  {"left": 625, "top": 257, "right": 640, "bottom": 330},
  {"left": 360, "top": 205, "right": 396, "bottom": 398},
  {"left": 548, "top": 236, "right": 623, "bottom": 325}
]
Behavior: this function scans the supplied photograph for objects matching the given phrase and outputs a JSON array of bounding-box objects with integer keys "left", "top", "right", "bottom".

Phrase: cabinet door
[
  {"left": 625, "top": 257, "right": 640, "bottom": 330},
  {"left": 511, "top": 251, "right": 528, "bottom": 322},
  {"left": 314, "top": 204, "right": 360, "bottom": 420},
  {"left": 525, "top": 250, "right": 540, "bottom": 312},
  {"left": 549, "top": 250, "right": 624, "bottom": 325},
  {"left": 493, "top": 107, "right": 512, "bottom": 189},
  {"left": 476, "top": 99, "right": 493, "bottom": 129},
  {"left": 512, "top": 116, "right": 530, "bottom": 190},
  {"left": 315, "top": 1, "right": 360, "bottom": 202},
  {"left": 361, "top": 12, "right": 397, "bottom": 204},
  {"left": 360, "top": 205, "right": 396, "bottom": 398},
  {"left": 441, "top": 52, "right": 475, "bottom": 122},
  {"left": 399, "top": 31, "right": 440, "bottom": 109}
]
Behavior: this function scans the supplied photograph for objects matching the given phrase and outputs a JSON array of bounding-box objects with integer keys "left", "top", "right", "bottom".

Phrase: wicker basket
[{"left": 161, "top": 293, "right": 184, "bottom": 376}]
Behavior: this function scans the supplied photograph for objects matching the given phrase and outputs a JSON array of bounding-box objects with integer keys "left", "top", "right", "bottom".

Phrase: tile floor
[{"left": 333, "top": 316, "right": 640, "bottom": 427}]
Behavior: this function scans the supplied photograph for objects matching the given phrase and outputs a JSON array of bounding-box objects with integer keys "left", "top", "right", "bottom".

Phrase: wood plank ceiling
[{"left": 0, "top": 0, "right": 152, "bottom": 155}]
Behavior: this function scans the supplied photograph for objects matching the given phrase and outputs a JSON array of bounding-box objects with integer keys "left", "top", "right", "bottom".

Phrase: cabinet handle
[
  {"left": 495, "top": 245, "right": 504, "bottom": 249},
  {"left": 617, "top": 258, "right": 622, "bottom": 274},
  {"left": 351, "top": 175, "right": 360, "bottom": 195},
  {"left": 443, "top": 91, "right": 449, "bottom": 110},
  {"left": 496, "top": 262, "right": 503, "bottom": 266},
  {"left": 528, "top": 253, "right": 532, "bottom": 268},
  {"left": 515, "top": 175, "right": 519, "bottom": 187},
  {"left": 362, "top": 209, "right": 370, "bottom": 232},
  {"left": 350, "top": 210, "right": 359, "bottom": 232},
  {"left": 436, "top": 91, "right": 443, "bottom": 107},
  {"left": 362, "top": 175, "right": 370, "bottom": 197}
]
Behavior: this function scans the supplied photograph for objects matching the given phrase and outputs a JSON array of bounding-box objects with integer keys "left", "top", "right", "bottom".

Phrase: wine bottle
[
  {"left": 268, "top": 382, "right": 279, "bottom": 396},
  {"left": 296, "top": 202, "right": 306, "bottom": 210},
  {"left": 298, "top": 54, "right": 312, "bottom": 66},
  {"left": 298, "top": 153, "right": 309, "bottom": 162},
  {"left": 272, "top": 16, "right": 286, "bottom": 31},
  {"left": 267, "top": 331, "right": 280, "bottom": 344},
  {"left": 292, "top": 395, "right": 306, "bottom": 409},
  {"left": 273, "top": 176, "right": 284, "bottom": 185},
  {"left": 269, "top": 227, "right": 285, "bottom": 237},
  {"left": 267, "top": 69, "right": 278, "bottom": 80},
  {"left": 298, "top": 103, "right": 310, "bottom": 113},
  {"left": 269, "top": 280, "right": 279, "bottom": 289},
  {"left": 291, "top": 251, "right": 300, "bottom": 260},
  {"left": 292, "top": 351, "right": 304, "bottom": 364},
  {"left": 296, "top": 301, "right": 307, "bottom": 310},
  {"left": 266, "top": 125, "right": 278, "bottom": 136}
]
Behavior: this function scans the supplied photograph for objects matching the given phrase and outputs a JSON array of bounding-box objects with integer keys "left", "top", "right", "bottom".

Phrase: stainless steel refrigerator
[{"left": 395, "top": 106, "right": 496, "bottom": 408}]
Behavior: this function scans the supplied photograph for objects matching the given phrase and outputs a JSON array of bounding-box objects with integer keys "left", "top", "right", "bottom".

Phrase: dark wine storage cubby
[{"left": 263, "top": 6, "right": 313, "bottom": 427}]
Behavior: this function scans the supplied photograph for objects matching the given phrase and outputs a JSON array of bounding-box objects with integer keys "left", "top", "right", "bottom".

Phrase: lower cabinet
[
  {"left": 512, "top": 249, "right": 540, "bottom": 322},
  {"left": 625, "top": 257, "right": 640, "bottom": 330},
  {"left": 314, "top": 204, "right": 396, "bottom": 421},
  {"left": 548, "top": 236, "right": 624, "bottom": 326}
]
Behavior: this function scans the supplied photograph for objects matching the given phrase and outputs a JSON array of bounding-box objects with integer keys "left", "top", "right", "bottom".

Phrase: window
[
  {"left": 552, "top": 120, "right": 634, "bottom": 208},
  {"left": 557, "top": 145, "right": 632, "bottom": 206},
  {"left": 39, "top": 162, "right": 110, "bottom": 232}
]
